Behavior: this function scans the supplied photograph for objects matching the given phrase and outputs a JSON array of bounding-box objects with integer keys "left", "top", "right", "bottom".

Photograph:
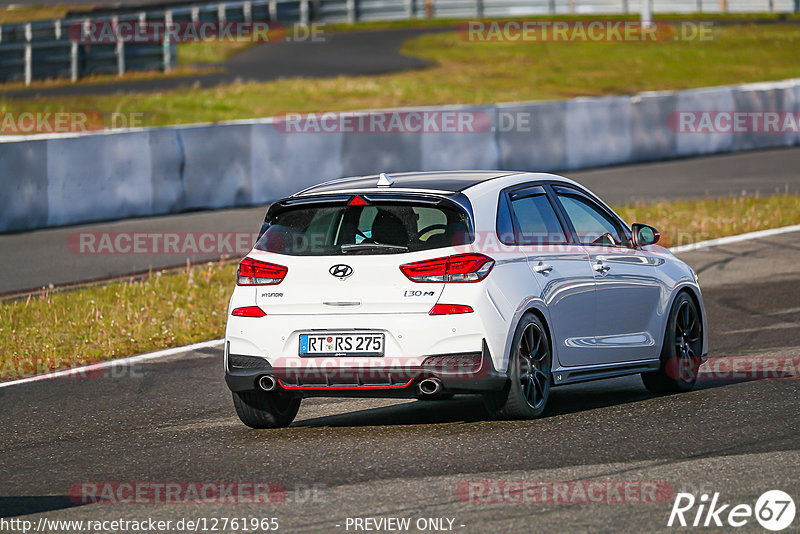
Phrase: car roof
[{"left": 293, "top": 170, "right": 521, "bottom": 196}]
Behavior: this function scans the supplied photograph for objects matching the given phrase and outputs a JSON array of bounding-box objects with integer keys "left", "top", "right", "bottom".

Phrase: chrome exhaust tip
[
  {"left": 258, "top": 375, "right": 278, "bottom": 392},
  {"left": 418, "top": 378, "right": 443, "bottom": 396}
]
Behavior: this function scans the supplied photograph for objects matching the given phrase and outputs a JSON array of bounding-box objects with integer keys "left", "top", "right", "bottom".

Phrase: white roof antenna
[{"left": 377, "top": 173, "right": 394, "bottom": 187}]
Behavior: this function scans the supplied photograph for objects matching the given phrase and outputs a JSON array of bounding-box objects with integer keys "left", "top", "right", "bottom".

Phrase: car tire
[
  {"left": 231, "top": 391, "right": 301, "bottom": 429},
  {"left": 483, "top": 313, "right": 552, "bottom": 419},
  {"left": 642, "top": 292, "right": 703, "bottom": 394}
]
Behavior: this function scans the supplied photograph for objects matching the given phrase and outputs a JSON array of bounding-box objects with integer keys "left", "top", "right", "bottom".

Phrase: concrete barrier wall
[
  {"left": 46, "top": 132, "right": 155, "bottom": 227},
  {"left": 789, "top": 82, "right": 800, "bottom": 147},
  {"left": 565, "top": 96, "right": 633, "bottom": 170},
  {"left": 495, "top": 101, "right": 567, "bottom": 172},
  {"left": 674, "top": 86, "right": 736, "bottom": 158},
  {"left": 2, "top": 78, "right": 799, "bottom": 233},
  {"left": 629, "top": 91, "right": 678, "bottom": 163},
  {"left": 249, "top": 122, "right": 345, "bottom": 205}
]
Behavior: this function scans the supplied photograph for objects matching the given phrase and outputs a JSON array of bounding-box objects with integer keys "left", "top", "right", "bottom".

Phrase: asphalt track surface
[
  {"left": 1, "top": 145, "right": 799, "bottom": 295},
  {"left": 1, "top": 27, "right": 445, "bottom": 99},
  {"left": 1, "top": 229, "right": 799, "bottom": 532}
]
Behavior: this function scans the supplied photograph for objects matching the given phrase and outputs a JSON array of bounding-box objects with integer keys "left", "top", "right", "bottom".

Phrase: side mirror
[{"left": 632, "top": 223, "right": 660, "bottom": 247}]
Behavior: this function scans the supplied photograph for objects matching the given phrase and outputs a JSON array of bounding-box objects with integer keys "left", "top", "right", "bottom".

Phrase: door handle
[
  {"left": 593, "top": 262, "right": 611, "bottom": 273},
  {"left": 534, "top": 262, "right": 553, "bottom": 274}
]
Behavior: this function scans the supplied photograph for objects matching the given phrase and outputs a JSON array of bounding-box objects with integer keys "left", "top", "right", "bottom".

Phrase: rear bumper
[
  {"left": 224, "top": 306, "right": 509, "bottom": 376},
  {"left": 225, "top": 342, "right": 507, "bottom": 398}
]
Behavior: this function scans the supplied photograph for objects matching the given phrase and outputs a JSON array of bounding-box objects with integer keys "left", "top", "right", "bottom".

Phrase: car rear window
[{"left": 255, "top": 201, "right": 472, "bottom": 255}]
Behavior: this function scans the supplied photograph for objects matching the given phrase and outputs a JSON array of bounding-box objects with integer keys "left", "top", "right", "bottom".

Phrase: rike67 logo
[{"left": 668, "top": 490, "right": 795, "bottom": 531}]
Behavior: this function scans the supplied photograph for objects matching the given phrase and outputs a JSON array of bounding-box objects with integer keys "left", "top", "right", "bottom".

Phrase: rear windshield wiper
[{"left": 340, "top": 243, "right": 409, "bottom": 254}]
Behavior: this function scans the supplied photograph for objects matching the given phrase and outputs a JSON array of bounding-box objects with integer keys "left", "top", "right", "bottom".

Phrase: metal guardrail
[{"left": 1, "top": 0, "right": 798, "bottom": 86}]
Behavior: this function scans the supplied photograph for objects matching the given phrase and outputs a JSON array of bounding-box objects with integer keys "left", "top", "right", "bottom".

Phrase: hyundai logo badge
[{"left": 329, "top": 264, "right": 353, "bottom": 279}]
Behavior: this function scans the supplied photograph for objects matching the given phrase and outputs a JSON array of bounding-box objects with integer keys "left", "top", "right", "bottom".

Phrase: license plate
[{"left": 299, "top": 333, "right": 385, "bottom": 356}]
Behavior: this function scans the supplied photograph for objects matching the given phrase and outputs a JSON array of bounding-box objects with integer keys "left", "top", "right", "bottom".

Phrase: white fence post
[
  {"left": 70, "top": 41, "right": 78, "bottom": 82},
  {"left": 300, "top": 0, "right": 310, "bottom": 25},
  {"left": 243, "top": 0, "right": 253, "bottom": 22},
  {"left": 54, "top": 20, "right": 62, "bottom": 40},
  {"left": 622, "top": 0, "right": 629, "bottom": 14},
  {"left": 474, "top": 0, "right": 483, "bottom": 17},
  {"left": 641, "top": 0, "right": 652, "bottom": 28},
  {"left": 24, "top": 22, "right": 32, "bottom": 86},
  {"left": 113, "top": 16, "right": 125, "bottom": 76},
  {"left": 268, "top": 0, "right": 278, "bottom": 22},
  {"left": 163, "top": 10, "right": 173, "bottom": 73},
  {"left": 191, "top": 6, "right": 199, "bottom": 23},
  {"left": 406, "top": 0, "right": 415, "bottom": 19},
  {"left": 218, "top": 3, "right": 227, "bottom": 23},
  {"left": 24, "top": 43, "right": 32, "bottom": 86},
  {"left": 347, "top": 0, "right": 356, "bottom": 23}
]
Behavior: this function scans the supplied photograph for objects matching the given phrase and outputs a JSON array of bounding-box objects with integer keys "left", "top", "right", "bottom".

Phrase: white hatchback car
[{"left": 224, "top": 171, "right": 707, "bottom": 428}]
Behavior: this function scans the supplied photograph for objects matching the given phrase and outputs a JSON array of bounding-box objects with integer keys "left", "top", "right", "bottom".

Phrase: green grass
[
  {"left": 0, "top": 262, "right": 235, "bottom": 379},
  {"left": 0, "top": 5, "right": 86, "bottom": 24},
  {"left": 1, "top": 23, "right": 798, "bottom": 130},
  {"left": 178, "top": 41, "right": 258, "bottom": 65},
  {"left": 0, "top": 67, "right": 220, "bottom": 94},
  {"left": 327, "top": 12, "right": 800, "bottom": 33},
  {"left": 614, "top": 193, "right": 800, "bottom": 248},
  {"left": 2, "top": 194, "right": 800, "bottom": 380}
]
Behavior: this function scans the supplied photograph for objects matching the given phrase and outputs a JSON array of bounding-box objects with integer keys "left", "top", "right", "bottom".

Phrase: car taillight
[
  {"left": 429, "top": 304, "right": 474, "bottom": 315},
  {"left": 237, "top": 257, "right": 287, "bottom": 285},
  {"left": 400, "top": 253, "right": 494, "bottom": 283},
  {"left": 231, "top": 306, "right": 267, "bottom": 317}
]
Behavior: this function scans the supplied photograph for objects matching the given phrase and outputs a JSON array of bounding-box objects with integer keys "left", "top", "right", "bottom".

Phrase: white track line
[
  {"left": 3, "top": 223, "right": 800, "bottom": 390},
  {"left": 0, "top": 339, "right": 223, "bottom": 389},
  {"left": 670, "top": 224, "right": 800, "bottom": 254}
]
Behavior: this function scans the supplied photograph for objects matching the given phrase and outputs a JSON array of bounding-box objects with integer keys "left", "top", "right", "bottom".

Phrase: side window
[
  {"left": 509, "top": 191, "right": 567, "bottom": 245},
  {"left": 496, "top": 194, "right": 515, "bottom": 245},
  {"left": 555, "top": 190, "right": 625, "bottom": 246}
]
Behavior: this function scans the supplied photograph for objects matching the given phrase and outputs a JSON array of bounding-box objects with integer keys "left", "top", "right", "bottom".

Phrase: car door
[
  {"left": 551, "top": 185, "right": 664, "bottom": 364},
  {"left": 501, "top": 185, "right": 597, "bottom": 368}
]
